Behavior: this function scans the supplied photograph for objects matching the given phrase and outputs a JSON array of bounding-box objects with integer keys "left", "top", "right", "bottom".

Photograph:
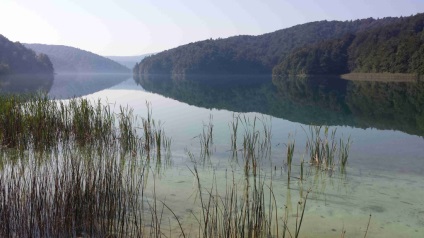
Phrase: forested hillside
[
  {"left": 0, "top": 35, "right": 53, "bottom": 75},
  {"left": 134, "top": 16, "right": 402, "bottom": 75},
  {"left": 24, "top": 44, "right": 130, "bottom": 74},
  {"left": 274, "top": 13, "right": 424, "bottom": 75}
]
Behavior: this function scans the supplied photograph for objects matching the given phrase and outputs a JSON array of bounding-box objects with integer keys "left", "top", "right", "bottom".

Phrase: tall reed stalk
[{"left": 303, "top": 125, "right": 350, "bottom": 172}]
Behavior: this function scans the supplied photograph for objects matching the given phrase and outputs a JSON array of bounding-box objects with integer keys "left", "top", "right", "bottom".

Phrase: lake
[{"left": 1, "top": 73, "right": 424, "bottom": 237}]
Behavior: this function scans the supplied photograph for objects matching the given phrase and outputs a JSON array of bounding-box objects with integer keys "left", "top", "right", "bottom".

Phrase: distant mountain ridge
[
  {"left": 106, "top": 54, "right": 152, "bottom": 69},
  {"left": 134, "top": 15, "right": 404, "bottom": 76},
  {"left": 0, "top": 35, "right": 53, "bottom": 75},
  {"left": 24, "top": 44, "right": 130, "bottom": 74}
]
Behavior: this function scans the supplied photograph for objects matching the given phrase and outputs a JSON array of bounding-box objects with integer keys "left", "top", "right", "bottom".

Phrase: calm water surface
[
  {"left": 55, "top": 73, "right": 424, "bottom": 237},
  {"left": 28, "top": 74, "right": 424, "bottom": 237}
]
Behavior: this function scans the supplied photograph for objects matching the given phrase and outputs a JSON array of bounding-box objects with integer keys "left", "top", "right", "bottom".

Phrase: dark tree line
[
  {"left": 274, "top": 13, "right": 424, "bottom": 75},
  {"left": 273, "top": 34, "right": 355, "bottom": 75},
  {"left": 0, "top": 35, "right": 53, "bottom": 75},
  {"left": 134, "top": 15, "right": 405, "bottom": 76}
]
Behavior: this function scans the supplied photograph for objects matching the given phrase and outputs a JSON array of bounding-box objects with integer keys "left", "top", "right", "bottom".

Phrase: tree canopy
[
  {"left": 134, "top": 15, "right": 405, "bottom": 76},
  {"left": 0, "top": 35, "right": 53, "bottom": 75},
  {"left": 274, "top": 13, "right": 424, "bottom": 75}
]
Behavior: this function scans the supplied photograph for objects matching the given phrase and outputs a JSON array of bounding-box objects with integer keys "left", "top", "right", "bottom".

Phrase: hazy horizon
[{"left": 1, "top": 0, "right": 423, "bottom": 56}]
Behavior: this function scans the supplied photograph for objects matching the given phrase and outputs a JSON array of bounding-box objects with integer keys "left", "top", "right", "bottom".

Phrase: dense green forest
[
  {"left": 0, "top": 35, "right": 53, "bottom": 75},
  {"left": 134, "top": 15, "right": 406, "bottom": 75},
  {"left": 274, "top": 13, "right": 424, "bottom": 75},
  {"left": 24, "top": 44, "right": 130, "bottom": 74}
]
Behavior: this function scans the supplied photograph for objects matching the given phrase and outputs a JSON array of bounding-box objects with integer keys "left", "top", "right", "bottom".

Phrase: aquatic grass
[
  {"left": 0, "top": 95, "right": 118, "bottom": 151},
  {"left": 118, "top": 105, "right": 142, "bottom": 153},
  {"left": 163, "top": 137, "right": 172, "bottom": 158},
  {"left": 295, "top": 189, "right": 310, "bottom": 238},
  {"left": 0, "top": 94, "right": 31, "bottom": 149},
  {"left": 153, "top": 122, "right": 163, "bottom": 161},
  {"left": 142, "top": 101, "right": 154, "bottom": 155},
  {"left": 300, "top": 160, "right": 305, "bottom": 182},
  {"left": 339, "top": 135, "right": 352, "bottom": 171},
  {"left": 240, "top": 116, "right": 272, "bottom": 176},
  {"left": 0, "top": 140, "right": 180, "bottom": 237},
  {"left": 285, "top": 138, "right": 295, "bottom": 186},
  {"left": 229, "top": 114, "right": 240, "bottom": 159},
  {"left": 0, "top": 142, "right": 147, "bottom": 237},
  {"left": 199, "top": 115, "right": 214, "bottom": 161},
  {"left": 139, "top": 101, "right": 171, "bottom": 161},
  {"left": 188, "top": 162, "right": 312, "bottom": 238},
  {"left": 0, "top": 94, "right": 174, "bottom": 159},
  {"left": 303, "top": 125, "right": 350, "bottom": 172},
  {"left": 364, "top": 214, "right": 372, "bottom": 238},
  {"left": 0, "top": 94, "right": 361, "bottom": 237}
]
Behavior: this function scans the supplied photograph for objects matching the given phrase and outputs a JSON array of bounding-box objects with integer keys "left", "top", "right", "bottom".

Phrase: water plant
[
  {"left": 240, "top": 116, "right": 272, "bottom": 176},
  {"left": 187, "top": 161, "right": 313, "bottom": 238},
  {"left": 229, "top": 114, "right": 240, "bottom": 159},
  {"left": 0, "top": 94, "right": 361, "bottom": 237},
  {"left": 339, "top": 135, "right": 352, "bottom": 171},
  {"left": 199, "top": 115, "right": 214, "bottom": 160},
  {"left": 285, "top": 138, "right": 295, "bottom": 186},
  {"left": 303, "top": 125, "right": 350, "bottom": 172},
  {"left": 0, "top": 142, "right": 146, "bottom": 237},
  {"left": 364, "top": 214, "right": 372, "bottom": 238}
]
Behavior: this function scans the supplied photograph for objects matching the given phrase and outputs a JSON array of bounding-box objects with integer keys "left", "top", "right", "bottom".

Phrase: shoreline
[{"left": 340, "top": 73, "right": 422, "bottom": 82}]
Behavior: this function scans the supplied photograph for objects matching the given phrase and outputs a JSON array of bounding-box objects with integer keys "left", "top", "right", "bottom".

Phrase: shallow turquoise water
[{"left": 50, "top": 74, "right": 424, "bottom": 237}]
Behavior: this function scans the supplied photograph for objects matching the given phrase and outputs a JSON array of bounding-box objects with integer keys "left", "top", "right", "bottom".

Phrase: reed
[
  {"left": 285, "top": 138, "right": 295, "bottom": 186},
  {"left": 0, "top": 141, "right": 149, "bottom": 237},
  {"left": 304, "top": 125, "right": 350, "bottom": 172},
  {"left": 364, "top": 214, "right": 372, "bottom": 238},
  {"left": 240, "top": 116, "right": 272, "bottom": 176},
  {"left": 0, "top": 94, "right": 360, "bottom": 237},
  {"left": 0, "top": 95, "right": 172, "bottom": 161},
  {"left": 188, "top": 163, "right": 312, "bottom": 238},
  {"left": 199, "top": 115, "right": 214, "bottom": 160},
  {"left": 0, "top": 94, "right": 176, "bottom": 237},
  {"left": 229, "top": 114, "right": 240, "bottom": 159},
  {"left": 339, "top": 136, "right": 352, "bottom": 171}
]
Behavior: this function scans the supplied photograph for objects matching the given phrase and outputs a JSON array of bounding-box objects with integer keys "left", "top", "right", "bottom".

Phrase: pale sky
[{"left": 1, "top": 0, "right": 423, "bottom": 56}]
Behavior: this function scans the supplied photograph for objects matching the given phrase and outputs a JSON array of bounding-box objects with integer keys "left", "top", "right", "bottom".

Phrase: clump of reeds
[
  {"left": 199, "top": 115, "right": 214, "bottom": 160},
  {"left": 0, "top": 141, "right": 149, "bottom": 237},
  {"left": 0, "top": 95, "right": 171, "bottom": 162},
  {"left": 0, "top": 95, "right": 176, "bottom": 237},
  {"left": 285, "top": 138, "right": 295, "bottom": 186},
  {"left": 0, "top": 93, "right": 361, "bottom": 237},
  {"left": 141, "top": 101, "right": 172, "bottom": 161},
  {"left": 188, "top": 162, "right": 311, "bottom": 238},
  {"left": 240, "top": 116, "right": 272, "bottom": 176},
  {"left": 339, "top": 136, "right": 352, "bottom": 172},
  {"left": 118, "top": 105, "right": 140, "bottom": 152},
  {"left": 0, "top": 95, "right": 116, "bottom": 151},
  {"left": 303, "top": 125, "right": 351, "bottom": 173},
  {"left": 229, "top": 114, "right": 240, "bottom": 159}
]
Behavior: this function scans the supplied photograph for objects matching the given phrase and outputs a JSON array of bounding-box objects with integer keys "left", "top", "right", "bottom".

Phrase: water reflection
[
  {"left": 134, "top": 74, "right": 424, "bottom": 137},
  {"left": 274, "top": 75, "right": 424, "bottom": 137},
  {"left": 0, "top": 73, "right": 130, "bottom": 99},
  {"left": 0, "top": 74, "right": 54, "bottom": 94},
  {"left": 48, "top": 73, "right": 130, "bottom": 99}
]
